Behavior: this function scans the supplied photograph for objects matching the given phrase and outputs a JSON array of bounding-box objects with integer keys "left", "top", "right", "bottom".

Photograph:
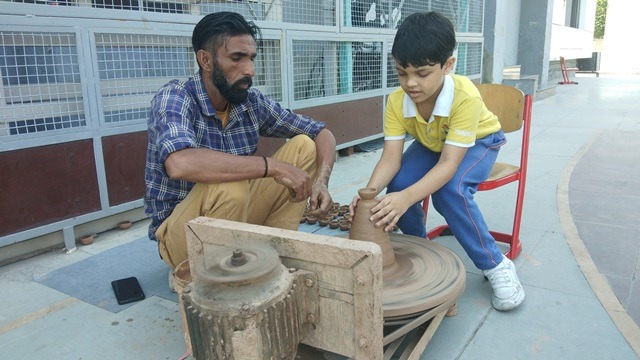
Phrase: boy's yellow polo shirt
[{"left": 384, "top": 74, "right": 500, "bottom": 152}]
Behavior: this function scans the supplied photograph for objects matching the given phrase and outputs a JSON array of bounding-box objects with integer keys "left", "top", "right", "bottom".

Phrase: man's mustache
[{"left": 232, "top": 77, "right": 252, "bottom": 88}]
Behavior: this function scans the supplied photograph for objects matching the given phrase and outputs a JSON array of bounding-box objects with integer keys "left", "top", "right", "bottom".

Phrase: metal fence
[
  {"left": 0, "top": 0, "right": 484, "bottom": 248},
  {"left": 1, "top": 0, "right": 484, "bottom": 146}
]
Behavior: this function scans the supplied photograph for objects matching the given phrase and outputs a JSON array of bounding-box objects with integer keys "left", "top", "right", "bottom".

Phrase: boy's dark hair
[
  {"left": 192, "top": 12, "right": 262, "bottom": 58},
  {"left": 392, "top": 12, "right": 456, "bottom": 68}
]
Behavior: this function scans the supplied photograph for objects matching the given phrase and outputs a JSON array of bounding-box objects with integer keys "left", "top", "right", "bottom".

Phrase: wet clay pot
[{"left": 349, "top": 187, "right": 396, "bottom": 267}]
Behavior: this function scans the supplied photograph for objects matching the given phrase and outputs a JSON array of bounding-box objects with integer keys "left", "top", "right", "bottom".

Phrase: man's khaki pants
[{"left": 156, "top": 135, "right": 318, "bottom": 269}]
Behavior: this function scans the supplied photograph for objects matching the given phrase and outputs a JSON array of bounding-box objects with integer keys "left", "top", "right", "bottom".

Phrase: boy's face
[{"left": 395, "top": 56, "right": 456, "bottom": 105}]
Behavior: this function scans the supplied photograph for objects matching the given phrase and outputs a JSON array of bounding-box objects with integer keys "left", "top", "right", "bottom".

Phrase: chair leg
[
  {"left": 422, "top": 196, "right": 430, "bottom": 226},
  {"left": 422, "top": 188, "right": 523, "bottom": 259},
  {"left": 489, "top": 231, "right": 522, "bottom": 260}
]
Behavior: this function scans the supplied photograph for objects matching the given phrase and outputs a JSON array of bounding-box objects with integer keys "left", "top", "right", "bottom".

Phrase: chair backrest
[
  {"left": 559, "top": 56, "right": 567, "bottom": 70},
  {"left": 475, "top": 83, "right": 525, "bottom": 133}
]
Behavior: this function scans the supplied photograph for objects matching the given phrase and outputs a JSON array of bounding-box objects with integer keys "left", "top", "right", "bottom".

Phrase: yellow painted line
[
  {"left": 557, "top": 130, "right": 640, "bottom": 358},
  {"left": 0, "top": 297, "right": 79, "bottom": 335}
]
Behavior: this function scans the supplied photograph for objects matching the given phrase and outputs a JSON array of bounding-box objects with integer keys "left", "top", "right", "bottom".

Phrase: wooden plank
[
  {"left": 406, "top": 311, "right": 446, "bottom": 360},
  {"left": 185, "top": 217, "right": 384, "bottom": 359},
  {"left": 383, "top": 336, "right": 406, "bottom": 360}
]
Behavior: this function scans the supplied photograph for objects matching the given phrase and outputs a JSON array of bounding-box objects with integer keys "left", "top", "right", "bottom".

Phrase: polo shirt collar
[{"left": 402, "top": 74, "right": 455, "bottom": 122}]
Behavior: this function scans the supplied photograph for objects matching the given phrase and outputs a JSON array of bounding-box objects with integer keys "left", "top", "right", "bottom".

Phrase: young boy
[{"left": 350, "top": 11, "right": 524, "bottom": 311}]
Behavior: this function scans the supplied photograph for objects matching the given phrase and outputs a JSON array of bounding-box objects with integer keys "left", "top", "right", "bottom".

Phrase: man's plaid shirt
[{"left": 144, "top": 71, "right": 326, "bottom": 241}]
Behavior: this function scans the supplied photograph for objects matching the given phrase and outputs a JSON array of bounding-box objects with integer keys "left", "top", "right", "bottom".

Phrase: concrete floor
[{"left": 1, "top": 74, "right": 639, "bottom": 359}]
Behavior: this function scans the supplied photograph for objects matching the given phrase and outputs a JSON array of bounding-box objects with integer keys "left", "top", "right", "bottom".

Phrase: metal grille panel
[
  {"left": 95, "top": 33, "right": 194, "bottom": 125},
  {"left": 345, "top": 0, "right": 483, "bottom": 32},
  {"left": 0, "top": 31, "right": 85, "bottom": 136},
  {"left": 253, "top": 39, "right": 283, "bottom": 102},
  {"left": 201, "top": 0, "right": 335, "bottom": 26},
  {"left": 456, "top": 42, "right": 482, "bottom": 77},
  {"left": 4, "top": 1, "right": 336, "bottom": 26},
  {"left": 292, "top": 39, "right": 383, "bottom": 101},
  {"left": 386, "top": 44, "right": 399, "bottom": 88}
]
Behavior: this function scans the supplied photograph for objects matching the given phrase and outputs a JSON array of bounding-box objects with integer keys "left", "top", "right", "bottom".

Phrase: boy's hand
[
  {"left": 371, "top": 191, "right": 412, "bottom": 232},
  {"left": 349, "top": 194, "right": 362, "bottom": 218}
]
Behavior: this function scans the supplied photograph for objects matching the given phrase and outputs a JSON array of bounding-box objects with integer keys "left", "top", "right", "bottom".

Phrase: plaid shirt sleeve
[
  {"left": 145, "top": 82, "right": 199, "bottom": 240},
  {"left": 151, "top": 85, "right": 198, "bottom": 164},
  {"left": 249, "top": 90, "right": 326, "bottom": 139}
]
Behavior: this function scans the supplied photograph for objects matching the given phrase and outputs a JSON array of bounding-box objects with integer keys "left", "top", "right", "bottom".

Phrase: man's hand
[
  {"left": 308, "top": 182, "right": 332, "bottom": 217},
  {"left": 307, "top": 163, "right": 332, "bottom": 216},
  {"left": 271, "top": 159, "right": 312, "bottom": 202}
]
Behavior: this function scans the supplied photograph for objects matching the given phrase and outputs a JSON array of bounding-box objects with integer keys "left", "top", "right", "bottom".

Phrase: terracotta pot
[
  {"left": 349, "top": 187, "right": 395, "bottom": 267},
  {"left": 306, "top": 215, "right": 317, "bottom": 225},
  {"left": 318, "top": 218, "right": 330, "bottom": 227},
  {"left": 79, "top": 234, "right": 94, "bottom": 245},
  {"left": 329, "top": 220, "right": 340, "bottom": 229},
  {"left": 118, "top": 221, "right": 132, "bottom": 230}
]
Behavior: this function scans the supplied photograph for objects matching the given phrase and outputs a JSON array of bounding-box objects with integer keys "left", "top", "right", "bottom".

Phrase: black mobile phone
[{"left": 111, "top": 276, "right": 145, "bottom": 305}]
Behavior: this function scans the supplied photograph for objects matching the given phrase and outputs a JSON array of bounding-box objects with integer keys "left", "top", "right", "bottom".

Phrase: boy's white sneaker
[{"left": 482, "top": 256, "right": 525, "bottom": 311}]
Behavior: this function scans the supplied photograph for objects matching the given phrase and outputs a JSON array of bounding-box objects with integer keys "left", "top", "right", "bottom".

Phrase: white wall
[
  {"left": 549, "top": 25, "right": 594, "bottom": 59},
  {"left": 503, "top": 0, "right": 521, "bottom": 66},
  {"left": 549, "top": 0, "right": 596, "bottom": 60},
  {"left": 599, "top": 0, "right": 640, "bottom": 73}
]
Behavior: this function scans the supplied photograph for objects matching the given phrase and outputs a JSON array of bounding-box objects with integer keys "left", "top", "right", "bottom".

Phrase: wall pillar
[
  {"left": 518, "top": 0, "right": 553, "bottom": 89},
  {"left": 482, "top": 0, "right": 508, "bottom": 84}
]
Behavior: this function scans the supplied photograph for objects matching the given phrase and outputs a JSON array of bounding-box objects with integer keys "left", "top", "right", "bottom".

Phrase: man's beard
[{"left": 211, "top": 62, "right": 253, "bottom": 105}]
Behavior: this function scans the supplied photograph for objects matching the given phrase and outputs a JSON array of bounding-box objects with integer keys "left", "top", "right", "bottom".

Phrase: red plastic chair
[
  {"left": 422, "top": 84, "right": 533, "bottom": 260},
  {"left": 558, "top": 56, "right": 579, "bottom": 85}
]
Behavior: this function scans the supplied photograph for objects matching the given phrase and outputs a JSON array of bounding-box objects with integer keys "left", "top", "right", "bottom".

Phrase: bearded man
[{"left": 144, "top": 12, "right": 336, "bottom": 269}]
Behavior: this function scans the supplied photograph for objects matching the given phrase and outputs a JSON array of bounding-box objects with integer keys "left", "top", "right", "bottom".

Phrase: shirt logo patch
[
  {"left": 454, "top": 129, "right": 473, "bottom": 137},
  {"left": 441, "top": 124, "right": 449, "bottom": 141}
]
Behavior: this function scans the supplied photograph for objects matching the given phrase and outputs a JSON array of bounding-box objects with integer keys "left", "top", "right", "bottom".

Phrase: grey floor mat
[{"left": 36, "top": 237, "right": 176, "bottom": 313}]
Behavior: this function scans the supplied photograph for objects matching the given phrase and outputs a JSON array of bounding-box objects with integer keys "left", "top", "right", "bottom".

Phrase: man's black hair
[
  {"left": 392, "top": 12, "right": 456, "bottom": 68},
  {"left": 192, "top": 12, "right": 262, "bottom": 59}
]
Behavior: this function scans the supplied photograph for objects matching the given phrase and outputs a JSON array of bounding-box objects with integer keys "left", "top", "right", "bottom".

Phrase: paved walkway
[{"left": 1, "top": 75, "right": 639, "bottom": 359}]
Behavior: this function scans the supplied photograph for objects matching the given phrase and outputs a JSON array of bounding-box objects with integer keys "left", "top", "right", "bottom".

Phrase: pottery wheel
[
  {"left": 382, "top": 233, "right": 466, "bottom": 320},
  {"left": 197, "top": 245, "right": 280, "bottom": 284}
]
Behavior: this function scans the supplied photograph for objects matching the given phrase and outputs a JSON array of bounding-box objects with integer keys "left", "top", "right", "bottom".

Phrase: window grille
[
  {"left": 95, "top": 33, "right": 194, "bottom": 125},
  {"left": 292, "top": 39, "right": 383, "bottom": 101},
  {"left": 345, "top": 0, "right": 483, "bottom": 32},
  {"left": 0, "top": 31, "right": 85, "bottom": 136},
  {"left": 456, "top": 42, "right": 482, "bottom": 77},
  {"left": 3, "top": 1, "right": 336, "bottom": 25},
  {"left": 201, "top": 0, "right": 335, "bottom": 25},
  {"left": 95, "top": 33, "right": 281, "bottom": 124},
  {"left": 386, "top": 44, "right": 399, "bottom": 88},
  {"left": 92, "top": 0, "right": 185, "bottom": 12},
  {"left": 1, "top": 0, "right": 483, "bottom": 134},
  {"left": 253, "top": 39, "right": 283, "bottom": 102}
]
